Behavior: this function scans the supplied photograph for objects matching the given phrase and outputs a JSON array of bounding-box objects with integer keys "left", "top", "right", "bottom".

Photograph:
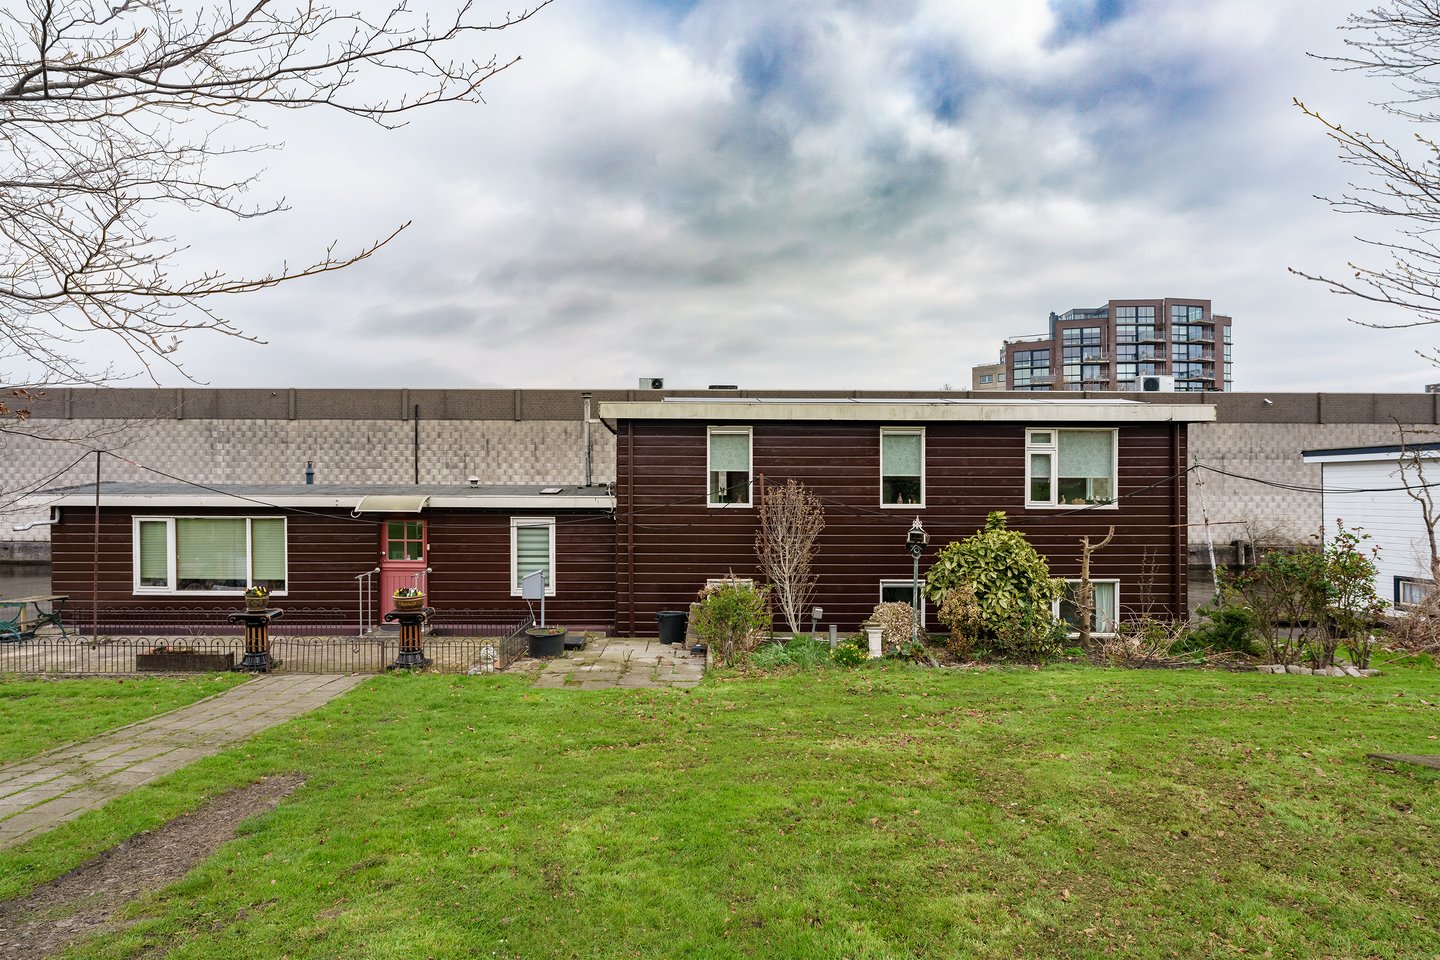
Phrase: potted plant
[
  {"left": 393, "top": 586, "right": 425, "bottom": 612},
  {"left": 244, "top": 585, "right": 270, "bottom": 612},
  {"left": 526, "top": 623, "right": 567, "bottom": 658}
]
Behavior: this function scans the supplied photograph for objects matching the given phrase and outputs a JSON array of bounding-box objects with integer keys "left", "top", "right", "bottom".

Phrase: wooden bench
[{"left": 0, "top": 595, "right": 69, "bottom": 643}]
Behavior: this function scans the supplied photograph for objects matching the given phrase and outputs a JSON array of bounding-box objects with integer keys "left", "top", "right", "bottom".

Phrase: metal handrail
[{"left": 355, "top": 567, "right": 379, "bottom": 636}]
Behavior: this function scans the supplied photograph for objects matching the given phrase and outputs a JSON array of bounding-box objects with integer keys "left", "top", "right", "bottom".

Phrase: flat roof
[
  {"left": 29, "top": 482, "right": 614, "bottom": 511},
  {"left": 599, "top": 397, "right": 1215, "bottom": 423}
]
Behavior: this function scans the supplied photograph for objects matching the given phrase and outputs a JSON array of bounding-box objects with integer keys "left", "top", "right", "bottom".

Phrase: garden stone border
[{"left": 1256, "top": 664, "right": 1380, "bottom": 677}]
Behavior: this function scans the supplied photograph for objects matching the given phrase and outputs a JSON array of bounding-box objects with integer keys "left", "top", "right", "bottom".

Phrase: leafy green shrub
[
  {"left": 927, "top": 512, "right": 1065, "bottom": 661},
  {"left": 830, "top": 642, "right": 867, "bottom": 668},
  {"left": 1188, "top": 602, "right": 1258, "bottom": 655},
  {"left": 691, "top": 578, "right": 771, "bottom": 667}
]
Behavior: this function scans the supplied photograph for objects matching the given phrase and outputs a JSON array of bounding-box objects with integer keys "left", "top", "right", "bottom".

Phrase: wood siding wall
[
  {"left": 52, "top": 507, "right": 617, "bottom": 631},
  {"left": 616, "top": 420, "right": 1189, "bottom": 635}
]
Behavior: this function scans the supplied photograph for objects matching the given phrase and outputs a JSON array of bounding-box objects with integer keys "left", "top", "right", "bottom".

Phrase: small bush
[
  {"left": 747, "top": 642, "right": 792, "bottom": 670},
  {"left": 1188, "top": 602, "right": 1257, "bottom": 655},
  {"left": 691, "top": 577, "right": 770, "bottom": 667},
  {"left": 785, "top": 634, "right": 832, "bottom": 669},
  {"left": 830, "top": 643, "right": 867, "bottom": 668}
]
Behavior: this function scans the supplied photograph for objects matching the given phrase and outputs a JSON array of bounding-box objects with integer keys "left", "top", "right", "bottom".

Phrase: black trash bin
[{"left": 657, "top": 610, "right": 687, "bottom": 646}]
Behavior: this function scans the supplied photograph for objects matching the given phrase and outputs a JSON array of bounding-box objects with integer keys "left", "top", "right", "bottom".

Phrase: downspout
[
  {"left": 582, "top": 392, "right": 593, "bottom": 487},
  {"left": 413, "top": 404, "right": 420, "bottom": 484},
  {"left": 1172, "top": 424, "right": 1185, "bottom": 619},
  {"left": 627, "top": 422, "right": 635, "bottom": 635}
]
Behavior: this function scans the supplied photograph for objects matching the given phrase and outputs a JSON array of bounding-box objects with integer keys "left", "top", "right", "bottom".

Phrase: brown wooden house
[
  {"left": 43, "top": 483, "right": 615, "bottom": 634},
  {"left": 602, "top": 397, "right": 1214, "bottom": 636}
]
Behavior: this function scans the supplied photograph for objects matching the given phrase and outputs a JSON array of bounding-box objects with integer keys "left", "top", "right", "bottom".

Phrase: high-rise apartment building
[{"left": 977, "top": 298, "right": 1233, "bottom": 392}]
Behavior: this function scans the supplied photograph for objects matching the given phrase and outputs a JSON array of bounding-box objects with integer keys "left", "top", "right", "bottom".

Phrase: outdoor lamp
[{"left": 906, "top": 518, "right": 928, "bottom": 646}]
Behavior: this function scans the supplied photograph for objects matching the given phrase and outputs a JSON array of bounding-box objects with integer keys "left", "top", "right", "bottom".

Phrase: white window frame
[
  {"left": 879, "top": 578, "right": 926, "bottom": 627},
  {"left": 879, "top": 426, "right": 925, "bottom": 509},
  {"left": 1055, "top": 579, "right": 1120, "bottom": 637},
  {"left": 510, "top": 516, "right": 557, "bottom": 597},
  {"left": 1395, "top": 576, "right": 1434, "bottom": 610},
  {"left": 1025, "top": 427, "right": 1119, "bottom": 509},
  {"left": 131, "top": 516, "right": 289, "bottom": 596},
  {"left": 706, "top": 426, "right": 753, "bottom": 509}
]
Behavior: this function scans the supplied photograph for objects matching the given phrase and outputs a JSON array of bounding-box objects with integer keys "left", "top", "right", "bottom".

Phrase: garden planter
[
  {"left": 137, "top": 650, "right": 235, "bottom": 672},
  {"left": 526, "top": 626, "right": 567, "bottom": 658},
  {"left": 245, "top": 597, "right": 269, "bottom": 612},
  {"left": 393, "top": 594, "right": 425, "bottom": 612}
]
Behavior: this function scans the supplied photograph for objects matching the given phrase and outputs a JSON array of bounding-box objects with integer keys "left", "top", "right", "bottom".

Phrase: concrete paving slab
[
  {"left": 0, "top": 673, "right": 368, "bottom": 851},
  {"left": 534, "top": 637, "right": 704, "bottom": 691}
]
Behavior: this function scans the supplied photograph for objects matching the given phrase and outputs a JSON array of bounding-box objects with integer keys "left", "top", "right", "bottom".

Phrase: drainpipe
[
  {"left": 581, "top": 392, "right": 593, "bottom": 487},
  {"left": 413, "top": 404, "right": 420, "bottom": 484}
]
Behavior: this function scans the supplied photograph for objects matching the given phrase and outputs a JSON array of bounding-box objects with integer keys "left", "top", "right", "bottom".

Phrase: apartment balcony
[
  {"left": 1004, "top": 332, "right": 1052, "bottom": 346},
  {"left": 1175, "top": 334, "right": 1215, "bottom": 345},
  {"left": 1027, "top": 373, "right": 1055, "bottom": 384}
]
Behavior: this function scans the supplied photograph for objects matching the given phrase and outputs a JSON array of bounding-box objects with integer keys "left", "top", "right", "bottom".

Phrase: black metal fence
[{"left": 1, "top": 609, "right": 534, "bottom": 676}]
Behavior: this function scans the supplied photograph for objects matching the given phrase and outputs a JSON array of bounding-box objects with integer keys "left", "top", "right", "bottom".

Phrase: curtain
[
  {"left": 1058, "top": 430, "right": 1113, "bottom": 479},
  {"left": 709, "top": 432, "right": 749, "bottom": 472},
  {"left": 882, "top": 432, "right": 922, "bottom": 476}
]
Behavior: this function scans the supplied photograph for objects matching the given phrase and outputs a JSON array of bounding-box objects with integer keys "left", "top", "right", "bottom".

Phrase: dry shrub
[
  {"left": 869, "top": 601, "right": 918, "bottom": 651},
  {"left": 1388, "top": 569, "right": 1440, "bottom": 655},
  {"left": 936, "top": 583, "right": 981, "bottom": 660},
  {"left": 1100, "top": 617, "right": 1192, "bottom": 666}
]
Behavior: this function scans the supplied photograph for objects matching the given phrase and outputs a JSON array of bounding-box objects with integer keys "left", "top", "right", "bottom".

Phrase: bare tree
[
  {"left": 754, "top": 477, "right": 825, "bottom": 635},
  {"left": 0, "top": 0, "right": 549, "bottom": 385},
  {"left": 1285, "top": 3, "right": 1440, "bottom": 364},
  {"left": 1074, "top": 525, "right": 1114, "bottom": 650}
]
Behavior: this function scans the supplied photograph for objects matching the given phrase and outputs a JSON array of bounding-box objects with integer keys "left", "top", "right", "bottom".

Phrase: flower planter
[
  {"left": 245, "top": 597, "right": 269, "bottom": 612},
  {"left": 393, "top": 594, "right": 425, "bottom": 612},
  {"left": 137, "top": 650, "right": 236, "bottom": 672},
  {"left": 526, "top": 626, "right": 567, "bottom": 658}
]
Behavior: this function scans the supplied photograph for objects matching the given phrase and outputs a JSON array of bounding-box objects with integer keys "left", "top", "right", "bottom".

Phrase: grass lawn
[
  {"left": 0, "top": 674, "right": 248, "bottom": 765},
  {"left": 1, "top": 659, "right": 1438, "bottom": 959}
]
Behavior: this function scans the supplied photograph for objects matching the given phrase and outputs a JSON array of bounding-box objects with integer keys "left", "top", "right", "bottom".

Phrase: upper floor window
[
  {"left": 881, "top": 428, "right": 924, "bottom": 506},
  {"left": 708, "top": 427, "right": 752, "bottom": 506},
  {"left": 134, "top": 516, "right": 287, "bottom": 595},
  {"left": 1026, "top": 428, "right": 1117, "bottom": 507}
]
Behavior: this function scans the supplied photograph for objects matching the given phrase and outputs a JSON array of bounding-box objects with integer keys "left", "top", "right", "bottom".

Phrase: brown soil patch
[{"left": 0, "top": 773, "right": 304, "bottom": 959}]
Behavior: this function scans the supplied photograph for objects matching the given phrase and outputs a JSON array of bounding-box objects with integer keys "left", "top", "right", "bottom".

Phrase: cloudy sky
[{"left": 87, "top": 0, "right": 1440, "bottom": 391}]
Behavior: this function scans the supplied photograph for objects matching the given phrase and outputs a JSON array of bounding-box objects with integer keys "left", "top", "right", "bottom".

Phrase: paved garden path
[
  {"left": 533, "top": 637, "right": 703, "bottom": 690},
  {"left": 0, "top": 674, "right": 366, "bottom": 851}
]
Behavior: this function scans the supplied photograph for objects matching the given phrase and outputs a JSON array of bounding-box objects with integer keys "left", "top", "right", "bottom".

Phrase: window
[
  {"left": 708, "top": 427, "right": 752, "bottom": 506},
  {"left": 385, "top": 520, "right": 425, "bottom": 560},
  {"left": 1011, "top": 349, "right": 1050, "bottom": 389},
  {"left": 979, "top": 374, "right": 993, "bottom": 384},
  {"left": 1056, "top": 580, "right": 1119, "bottom": 635},
  {"left": 881, "top": 428, "right": 924, "bottom": 506},
  {"left": 1026, "top": 428, "right": 1117, "bottom": 506},
  {"left": 879, "top": 579, "right": 926, "bottom": 627},
  {"left": 1396, "top": 576, "right": 1434, "bottom": 609},
  {"left": 133, "top": 517, "right": 287, "bottom": 594},
  {"left": 511, "top": 517, "right": 556, "bottom": 596}
]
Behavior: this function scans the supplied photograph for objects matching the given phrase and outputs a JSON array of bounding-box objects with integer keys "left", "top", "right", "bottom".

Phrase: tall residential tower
[{"left": 973, "top": 297, "right": 1233, "bottom": 392}]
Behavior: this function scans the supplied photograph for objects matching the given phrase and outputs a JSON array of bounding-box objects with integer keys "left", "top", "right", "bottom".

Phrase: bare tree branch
[
  {"left": 0, "top": 0, "right": 550, "bottom": 385},
  {"left": 754, "top": 478, "right": 826, "bottom": 636}
]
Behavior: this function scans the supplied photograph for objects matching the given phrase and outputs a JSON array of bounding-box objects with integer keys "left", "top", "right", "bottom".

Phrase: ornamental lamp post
[{"left": 906, "top": 517, "right": 929, "bottom": 646}]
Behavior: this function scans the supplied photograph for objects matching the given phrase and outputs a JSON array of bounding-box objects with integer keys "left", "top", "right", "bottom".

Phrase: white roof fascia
[
  {"left": 599, "top": 400, "right": 1216, "bottom": 424},
  {"left": 28, "top": 492, "right": 614, "bottom": 510}
]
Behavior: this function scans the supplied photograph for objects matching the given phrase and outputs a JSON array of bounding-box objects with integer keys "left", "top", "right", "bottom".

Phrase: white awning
[{"left": 354, "top": 495, "right": 430, "bottom": 513}]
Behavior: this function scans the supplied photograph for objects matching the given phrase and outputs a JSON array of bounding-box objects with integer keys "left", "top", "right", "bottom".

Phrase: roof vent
[
  {"left": 540, "top": 487, "right": 563, "bottom": 495},
  {"left": 708, "top": 384, "right": 739, "bottom": 390}
]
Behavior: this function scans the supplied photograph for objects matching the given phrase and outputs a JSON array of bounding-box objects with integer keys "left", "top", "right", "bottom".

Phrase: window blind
[
  {"left": 1058, "top": 430, "right": 1113, "bottom": 479},
  {"left": 709, "top": 432, "right": 749, "bottom": 472},
  {"left": 515, "top": 525, "right": 551, "bottom": 588},
  {"left": 138, "top": 521, "right": 169, "bottom": 585},
  {"left": 250, "top": 518, "right": 286, "bottom": 585},
  {"left": 176, "top": 518, "right": 247, "bottom": 583},
  {"left": 882, "top": 432, "right": 922, "bottom": 476}
]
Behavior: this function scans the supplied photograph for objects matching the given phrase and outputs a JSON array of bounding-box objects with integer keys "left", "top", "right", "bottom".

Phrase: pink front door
[{"left": 379, "top": 518, "right": 427, "bottom": 618}]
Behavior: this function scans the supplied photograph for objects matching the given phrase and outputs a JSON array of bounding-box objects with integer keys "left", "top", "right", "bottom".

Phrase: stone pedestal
[
  {"left": 226, "top": 608, "right": 284, "bottom": 672},
  {"left": 384, "top": 607, "right": 433, "bottom": 669}
]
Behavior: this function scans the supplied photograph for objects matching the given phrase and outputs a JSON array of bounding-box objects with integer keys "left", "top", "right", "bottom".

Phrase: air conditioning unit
[
  {"left": 638, "top": 377, "right": 664, "bottom": 390},
  {"left": 1140, "top": 375, "right": 1175, "bottom": 392}
]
